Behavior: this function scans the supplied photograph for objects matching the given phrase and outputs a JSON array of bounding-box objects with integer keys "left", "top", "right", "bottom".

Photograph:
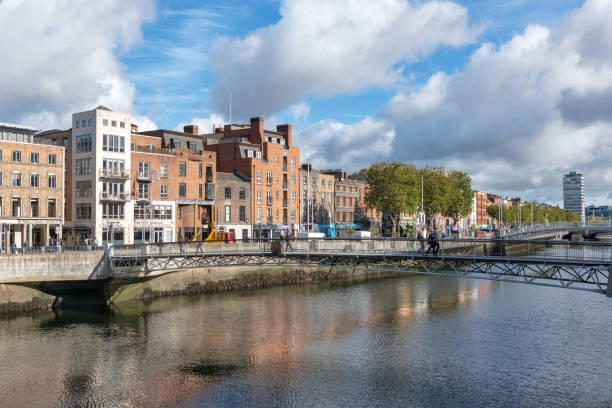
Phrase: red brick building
[{"left": 203, "top": 118, "right": 299, "bottom": 238}]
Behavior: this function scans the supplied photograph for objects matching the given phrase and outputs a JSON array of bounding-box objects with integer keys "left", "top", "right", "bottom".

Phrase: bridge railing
[{"left": 110, "top": 238, "right": 612, "bottom": 265}]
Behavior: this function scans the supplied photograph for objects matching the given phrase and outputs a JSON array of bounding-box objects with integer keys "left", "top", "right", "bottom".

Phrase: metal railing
[
  {"left": 109, "top": 237, "right": 612, "bottom": 266},
  {"left": 1, "top": 245, "right": 104, "bottom": 255}
]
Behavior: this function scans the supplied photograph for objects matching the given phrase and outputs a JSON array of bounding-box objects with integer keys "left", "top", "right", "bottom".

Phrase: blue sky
[
  {"left": 123, "top": 0, "right": 584, "bottom": 129},
  {"left": 2, "top": 0, "right": 611, "bottom": 205}
]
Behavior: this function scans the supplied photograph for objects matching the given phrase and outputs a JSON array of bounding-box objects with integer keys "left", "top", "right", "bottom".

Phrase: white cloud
[
  {"left": 0, "top": 0, "right": 155, "bottom": 130},
  {"left": 289, "top": 102, "right": 311, "bottom": 121},
  {"left": 175, "top": 114, "right": 226, "bottom": 134},
  {"left": 210, "top": 0, "right": 477, "bottom": 120},
  {"left": 295, "top": 117, "right": 395, "bottom": 171},
  {"left": 378, "top": 0, "right": 612, "bottom": 204},
  {"left": 132, "top": 115, "right": 158, "bottom": 132}
]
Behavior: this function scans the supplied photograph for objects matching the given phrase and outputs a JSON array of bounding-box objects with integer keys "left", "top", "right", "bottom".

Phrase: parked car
[{"left": 352, "top": 231, "right": 371, "bottom": 239}]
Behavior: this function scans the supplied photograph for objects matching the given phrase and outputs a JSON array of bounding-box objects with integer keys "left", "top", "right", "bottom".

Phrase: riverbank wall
[{"left": 1, "top": 265, "right": 402, "bottom": 313}]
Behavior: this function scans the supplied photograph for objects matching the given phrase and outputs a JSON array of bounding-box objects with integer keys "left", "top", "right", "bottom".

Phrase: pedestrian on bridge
[
  {"left": 426, "top": 229, "right": 440, "bottom": 255},
  {"left": 417, "top": 229, "right": 425, "bottom": 254}
]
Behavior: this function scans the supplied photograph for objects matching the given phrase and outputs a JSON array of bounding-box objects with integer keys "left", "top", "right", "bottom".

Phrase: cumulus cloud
[
  {"left": 295, "top": 117, "right": 395, "bottom": 171},
  {"left": 210, "top": 0, "right": 477, "bottom": 120},
  {"left": 378, "top": 0, "right": 612, "bottom": 203},
  {"left": 175, "top": 113, "right": 226, "bottom": 134},
  {"left": 0, "top": 0, "right": 155, "bottom": 129},
  {"left": 289, "top": 102, "right": 311, "bottom": 121}
]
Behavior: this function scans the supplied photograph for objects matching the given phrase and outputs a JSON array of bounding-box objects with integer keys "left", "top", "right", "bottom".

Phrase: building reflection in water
[{"left": 0, "top": 276, "right": 493, "bottom": 407}]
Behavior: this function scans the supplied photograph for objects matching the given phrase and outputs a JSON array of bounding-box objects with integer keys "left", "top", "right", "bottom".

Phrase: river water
[{"left": 1, "top": 275, "right": 611, "bottom": 407}]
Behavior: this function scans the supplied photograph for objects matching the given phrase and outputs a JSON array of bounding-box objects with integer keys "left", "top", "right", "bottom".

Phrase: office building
[{"left": 563, "top": 171, "right": 585, "bottom": 221}]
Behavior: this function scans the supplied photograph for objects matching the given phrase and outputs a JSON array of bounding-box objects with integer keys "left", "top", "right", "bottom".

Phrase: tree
[
  {"left": 364, "top": 162, "right": 419, "bottom": 234},
  {"left": 444, "top": 170, "right": 473, "bottom": 226},
  {"left": 421, "top": 167, "right": 451, "bottom": 227}
]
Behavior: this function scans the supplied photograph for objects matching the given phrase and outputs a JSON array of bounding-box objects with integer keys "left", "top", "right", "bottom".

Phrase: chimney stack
[
  {"left": 183, "top": 124, "right": 199, "bottom": 135},
  {"left": 277, "top": 124, "right": 292, "bottom": 146}
]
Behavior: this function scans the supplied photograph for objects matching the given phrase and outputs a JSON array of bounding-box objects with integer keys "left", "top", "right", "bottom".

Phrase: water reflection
[{"left": 1, "top": 275, "right": 610, "bottom": 407}]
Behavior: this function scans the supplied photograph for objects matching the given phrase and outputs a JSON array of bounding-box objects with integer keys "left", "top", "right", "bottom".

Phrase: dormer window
[
  {"left": 247, "top": 150, "right": 254, "bottom": 158},
  {"left": 256, "top": 151, "right": 261, "bottom": 159}
]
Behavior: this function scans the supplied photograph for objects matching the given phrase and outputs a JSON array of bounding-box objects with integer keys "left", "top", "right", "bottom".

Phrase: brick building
[
  {"left": 299, "top": 164, "right": 335, "bottom": 235},
  {"left": 0, "top": 122, "right": 64, "bottom": 250},
  {"left": 132, "top": 127, "right": 217, "bottom": 242},
  {"left": 215, "top": 172, "right": 251, "bottom": 240},
  {"left": 203, "top": 117, "right": 299, "bottom": 238},
  {"left": 474, "top": 191, "right": 489, "bottom": 226}
]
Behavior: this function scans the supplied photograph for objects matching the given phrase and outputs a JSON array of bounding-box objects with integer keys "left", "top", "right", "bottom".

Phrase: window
[
  {"left": 266, "top": 208, "right": 272, "bottom": 222},
  {"left": 322, "top": 192, "right": 325, "bottom": 202},
  {"left": 0, "top": 150, "right": 2, "bottom": 162},
  {"left": 239, "top": 206, "right": 246, "bottom": 222},
  {"left": 138, "top": 183, "right": 149, "bottom": 200},
  {"left": 256, "top": 170, "right": 262, "bottom": 185},
  {"left": 103, "top": 119, "right": 108, "bottom": 126},
  {"left": 173, "top": 140, "right": 180, "bottom": 148},
  {"left": 275, "top": 173, "right": 279, "bottom": 184},
  {"left": 102, "top": 203, "right": 124, "bottom": 219},
  {"left": 88, "top": 119, "right": 92, "bottom": 127},
  {"left": 76, "top": 158, "right": 93, "bottom": 175},
  {"left": 179, "top": 162, "right": 186, "bottom": 176},
  {"left": 247, "top": 150, "right": 254, "bottom": 158},
  {"left": 267, "top": 190, "right": 272, "bottom": 205},
  {"left": 138, "top": 162, "right": 150, "bottom": 178},
  {"left": 111, "top": 120, "right": 117, "bottom": 127},
  {"left": 81, "top": 120, "right": 86, "bottom": 128},
  {"left": 191, "top": 143, "right": 197, "bottom": 153},
  {"left": 275, "top": 190, "right": 279, "bottom": 200},
  {"left": 153, "top": 205, "right": 172, "bottom": 220},
  {"left": 76, "top": 135, "right": 92, "bottom": 152},
  {"left": 206, "top": 165, "right": 213, "bottom": 181},
  {"left": 76, "top": 204, "right": 92, "bottom": 219},
  {"left": 120, "top": 121, "right": 125, "bottom": 128},
  {"left": 291, "top": 175, "right": 296, "bottom": 185},
  {"left": 0, "top": 171, "right": 2, "bottom": 186},
  {"left": 198, "top": 163, "right": 202, "bottom": 178},
  {"left": 177, "top": 206, "right": 182, "bottom": 219},
  {"left": 256, "top": 151, "right": 261, "bottom": 159},
  {"left": 63, "top": 137, "right": 68, "bottom": 146},
  {"left": 199, "top": 183, "right": 202, "bottom": 198},
  {"left": 160, "top": 184, "right": 168, "bottom": 199},
  {"left": 179, "top": 183, "right": 186, "bottom": 197},
  {"left": 48, "top": 174, "right": 57, "bottom": 189},
  {"left": 47, "top": 198, "right": 57, "bottom": 218},
  {"left": 225, "top": 187, "right": 232, "bottom": 199},
  {"left": 12, "top": 150, "right": 21, "bottom": 163},
  {"left": 30, "top": 172, "right": 39, "bottom": 188},
  {"left": 291, "top": 157, "right": 295, "bottom": 168},
  {"left": 30, "top": 152, "right": 39, "bottom": 164},
  {"left": 48, "top": 154, "right": 56, "bottom": 165},
  {"left": 76, "top": 180, "right": 92, "bottom": 198},
  {"left": 103, "top": 134, "right": 125, "bottom": 152},
  {"left": 160, "top": 163, "right": 168, "bottom": 178},
  {"left": 239, "top": 188, "right": 246, "bottom": 200},
  {"left": 12, "top": 172, "right": 21, "bottom": 187},
  {"left": 328, "top": 180, "right": 332, "bottom": 188},
  {"left": 303, "top": 176, "right": 307, "bottom": 185},
  {"left": 257, "top": 208, "right": 262, "bottom": 223},
  {"left": 225, "top": 205, "right": 231, "bottom": 222},
  {"left": 135, "top": 204, "right": 150, "bottom": 220},
  {"left": 257, "top": 189, "right": 262, "bottom": 204},
  {"left": 274, "top": 154, "right": 279, "bottom": 163},
  {"left": 52, "top": 139, "right": 58, "bottom": 146},
  {"left": 131, "top": 142, "right": 135, "bottom": 151},
  {"left": 76, "top": 121, "right": 80, "bottom": 129},
  {"left": 291, "top": 191, "right": 296, "bottom": 202},
  {"left": 266, "top": 171, "right": 272, "bottom": 186}
]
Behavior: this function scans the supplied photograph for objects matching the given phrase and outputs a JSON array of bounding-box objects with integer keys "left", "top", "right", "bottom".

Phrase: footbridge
[
  {"left": 500, "top": 222, "right": 612, "bottom": 240},
  {"left": 1, "top": 237, "right": 611, "bottom": 307},
  {"left": 109, "top": 238, "right": 612, "bottom": 296}
]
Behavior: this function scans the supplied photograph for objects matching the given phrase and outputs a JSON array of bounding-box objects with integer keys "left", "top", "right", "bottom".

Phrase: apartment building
[
  {"left": 299, "top": 165, "right": 335, "bottom": 234},
  {"left": 215, "top": 172, "right": 251, "bottom": 240},
  {"left": 203, "top": 117, "right": 300, "bottom": 239},
  {"left": 0, "top": 122, "right": 64, "bottom": 250},
  {"left": 563, "top": 171, "right": 585, "bottom": 221},
  {"left": 474, "top": 191, "right": 489, "bottom": 226},
  {"left": 133, "top": 127, "right": 217, "bottom": 242}
]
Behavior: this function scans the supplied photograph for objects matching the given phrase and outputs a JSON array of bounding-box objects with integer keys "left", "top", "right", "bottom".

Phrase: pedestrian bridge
[{"left": 108, "top": 237, "right": 612, "bottom": 296}]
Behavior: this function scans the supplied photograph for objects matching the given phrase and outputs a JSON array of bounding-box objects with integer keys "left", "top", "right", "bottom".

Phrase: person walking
[
  {"left": 432, "top": 229, "right": 440, "bottom": 255},
  {"left": 417, "top": 228, "right": 425, "bottom": 254},
  {"left": 426, "top": 229, "right": 435, "bottom": 254}
]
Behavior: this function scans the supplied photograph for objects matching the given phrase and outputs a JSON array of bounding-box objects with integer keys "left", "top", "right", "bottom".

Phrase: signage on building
[{"left": 175, "top": 199, "right": 216, "bottom": 205}]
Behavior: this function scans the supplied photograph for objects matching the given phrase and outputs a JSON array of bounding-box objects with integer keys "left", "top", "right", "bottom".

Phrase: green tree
[
  {"left": 421, "top": 167, "right": 451, "bottom": 227},
  {"left": 444, "top": 170, "right": 473, "bottom": 226},
  {"left": 364, "top": 162, "right": 419, "bottom": 234}
]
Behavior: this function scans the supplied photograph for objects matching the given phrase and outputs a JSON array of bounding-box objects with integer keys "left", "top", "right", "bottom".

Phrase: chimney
[
  {"left": 131, "top": 123, "right": 138, "bottom": 133},
  {"left": 277, "top": 124, "right": 292, "bottom": 146},
  {"left": 183, "top": 124, "right": 199, "bottom": 135},
  {"left": 249, "top": 117, "right": 264, "bottom": 144}
]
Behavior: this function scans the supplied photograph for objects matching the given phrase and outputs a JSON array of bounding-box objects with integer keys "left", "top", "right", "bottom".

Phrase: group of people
[
  {"left": 416, "top": 227, "right": 440, "bottom": 255},
  {"left": 8, "top": 237, "right": 64, "bottom": 254}
]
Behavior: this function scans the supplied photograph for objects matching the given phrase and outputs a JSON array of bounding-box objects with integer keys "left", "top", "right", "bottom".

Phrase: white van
[{"left": 352, "top": 231, "right": 371, "bottom": 239}]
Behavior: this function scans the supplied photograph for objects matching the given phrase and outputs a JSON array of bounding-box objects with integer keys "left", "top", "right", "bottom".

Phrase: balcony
[
  {"left": 283, "top": 182, "right": 288, "bottom": 190},
  {"left": 267, "top": 197, "right": 273, "bottom": 206},
  {"left": 136, "top": 195, "right": 151, "bottom": 203},
  {"left": 283, "top": 199, "right": 288, "bottom": 209},
  {"left": 283, "top": 164, "right": 288, "bottom": 173},
  {"left": 100, "top": 192, "right": 129, "bottom": 201},
  {"left": 99, "top": 168, "right": 130, "bottom": 179},
  {"left": 137, "top": 171, "right": 152, "bottom": 182}
]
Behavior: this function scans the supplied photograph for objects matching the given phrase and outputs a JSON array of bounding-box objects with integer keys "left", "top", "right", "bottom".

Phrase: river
[{"left": 1, "top": 275, "right": 611, "bottom": 407}]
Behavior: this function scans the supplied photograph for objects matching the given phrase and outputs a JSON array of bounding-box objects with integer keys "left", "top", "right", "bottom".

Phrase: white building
[
  {"left": 71, "top": 106, "right": 134, "bottom": 244},
  {"left": 563, "top": 171, "right": 585, "bottom": 221}
]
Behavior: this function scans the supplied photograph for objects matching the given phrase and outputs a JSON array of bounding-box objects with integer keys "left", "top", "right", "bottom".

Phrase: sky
[{"left": 1, "top": 0, "right": 611, "bottom": 206}]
